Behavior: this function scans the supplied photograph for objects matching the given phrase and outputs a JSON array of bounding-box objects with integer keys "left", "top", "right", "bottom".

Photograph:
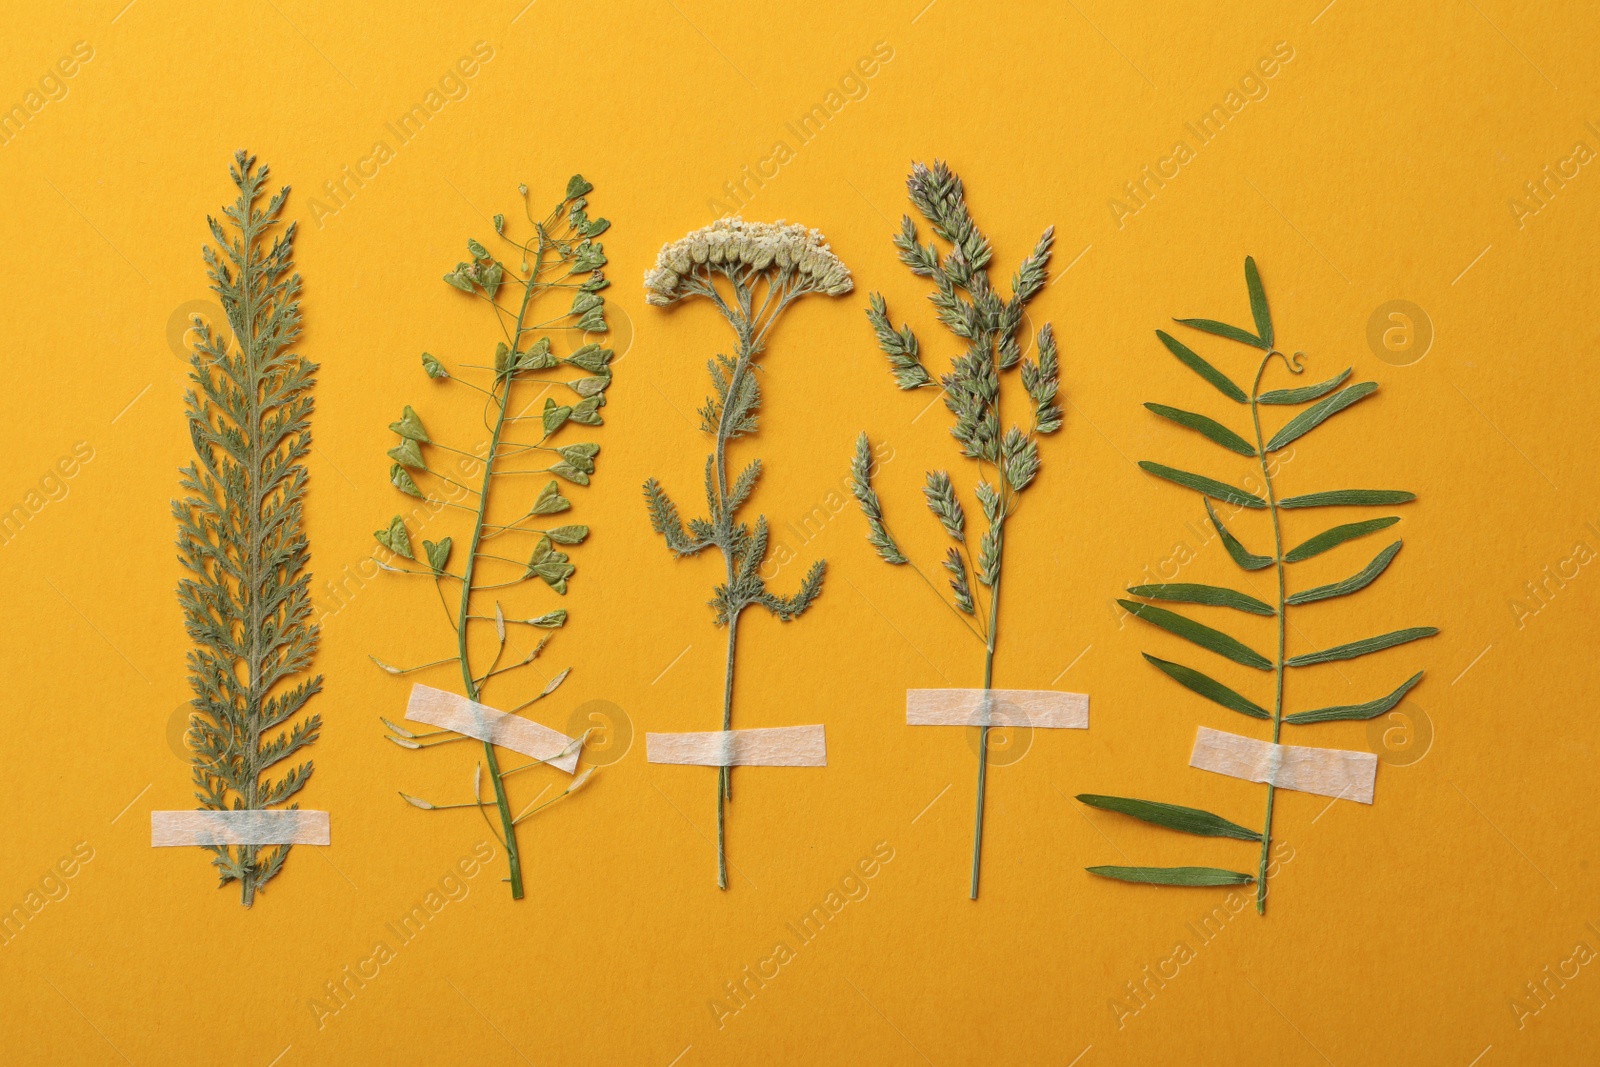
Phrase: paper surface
[
  {"left": 405, "top": 684, "right": 580, "bottom": 773},
  {"left": 906, "top": 688, "right": 1090, "bottom": 728},
  {"left": 1189, "top": 726, "right": 1378, "bottom": 804},
  {"left": 150, "top": 809, "right": 331, "bottom": 846},
  {"left": 645, "top": 725, "right": 827, "bottom": 766}
]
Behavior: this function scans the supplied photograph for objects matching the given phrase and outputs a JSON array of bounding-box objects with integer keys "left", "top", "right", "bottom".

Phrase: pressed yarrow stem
[
  {"left": 373, "top": 174, "right": 611, "bottom": 900},
  {"left": 850, "top": 160, "right": 1062, "bottom": 900},
  {"left": 643, "top": 217, "right": 848, "bottom": 888}
]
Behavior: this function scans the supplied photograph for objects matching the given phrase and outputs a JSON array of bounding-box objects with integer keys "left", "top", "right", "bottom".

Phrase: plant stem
[
  {"left": 971, "top": 545, "right": 1002, "bottom": 900},
  {"left": 240, "top": 197, "right": 265, "bottom": 910},
  {"left": 454, "top": 253, "right": 544, "bottom": 901},
  {"left": 1249, "top": 352, "right": 1288, "bottom": 915},
  {"left": 709, "top": 331, "right": 754, "bottom": 891},
  {"left": 717, "top": 616, "right": 738, "bottom": 890}
]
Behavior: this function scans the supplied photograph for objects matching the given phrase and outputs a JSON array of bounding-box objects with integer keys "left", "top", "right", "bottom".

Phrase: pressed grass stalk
[
  {"left": 850, "top": 161, "right": 1061, "bottom": 899},
  {"left": 1078, "top": 257, "right": 1437, "bottom": 914},
  {"left": 373, "top": 175, "right": 612, "bottom": 900},
  {"left": 643, "top": 218, "right": 850, "bottom": 889},
  {"left": 174, "top": 152, "right": 321, "bottom": 906}
]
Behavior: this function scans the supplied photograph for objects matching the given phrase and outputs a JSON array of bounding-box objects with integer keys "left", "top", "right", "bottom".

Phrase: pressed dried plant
[
  {"left": 174, "top": 152, "right": 321, "bottom": 906},
  {"left": 643, "top": 218, "right": 851, "bottom": 889},
  {"left": 850, "top": 161, "right": 1061, "bottom": 899},
  {"left": 1078, "top": 257, "right": 1436, "bottom": 914},
  {"left": 373, "top": 175, "right": 611, "bottom": 900}
]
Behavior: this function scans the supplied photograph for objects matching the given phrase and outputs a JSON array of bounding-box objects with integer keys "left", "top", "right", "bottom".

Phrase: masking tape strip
[
  {"left": 151, "top": 809, "right": 331, "bottom": 847},
  {"left": 906, "top": 688, "right": 1089, "bottom": 729},
  {"left": 405, "top": 684, "right": 579, "bottom": 774},
  {"left": 646, "top": 725, "right": 827, "bottom": 767},
  {"left": 1189, "top": 726, "right": 1377, "bottom": 804}
]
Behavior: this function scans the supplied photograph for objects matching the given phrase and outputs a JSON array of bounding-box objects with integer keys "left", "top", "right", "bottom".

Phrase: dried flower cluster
[{"left": 644, "top": 217, "right": 851, "bottom": 306}]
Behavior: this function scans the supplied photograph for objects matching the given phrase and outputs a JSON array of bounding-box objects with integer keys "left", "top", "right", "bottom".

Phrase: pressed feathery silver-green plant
[
  {"left": 174, "top": 152, "right": 321, "bottom": 907},
  {"left": 373, "top": 175, "right": 610, "bottom": 901},
  {"left": 1077, "top": 256, "right": 1437, "bottom": 914},
  {"left": 850, "top": 160, "right": 1061, "bottom": 899},
  {"left": 642, "top": 217, "right": 849, "bottom": 889}
]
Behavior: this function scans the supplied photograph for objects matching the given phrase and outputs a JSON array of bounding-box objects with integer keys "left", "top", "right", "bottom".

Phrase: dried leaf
[
  {"left": 1285, "top": 541, "right": 1401, "bottom": 605},
  {"left": 1140, "top": 461, "right": 1266, "bottom": 509},
  {"left": 1128, "top": 582, "right": 1274, "bottom": 616},
  {"left": 1258, "top": 367, "right": 1351, "bottom": 405},
  {"left": 1285, "top": 671, "right": 1424, "bottom": 724},
  {"left": 1285, "top": 626, "right": 1439, "bottom": 667},
  {"left": 1087, "top": 866, "right": 1254, "bottom": 886},
  {"left": 1145, "top": 403, "right": 1255, "bottom": 456},
  {"left": 1119, "top": 599, "right": 1273, "bottom": 670},
  {"left": 1283, "top": 516, "right": 1399, "bottom": 562},
  {"left": 1206, "top": 499, "right": 1273, "bottom": 571},
  {"left": 1142, "top": 653, "right": 1269, "bottom": 719},
  {"left": 1155, "top": 329, "right": 1247, "bottom": 403},
  {"left": 1264, "top": 381, "right": 1378, "bottom": 452},
  {"left": 1279, "top": 489, "right": 1416, "bottom": 509},
  {"left": 1079, "top": 794, "right": 1261, "bottom": 841}
]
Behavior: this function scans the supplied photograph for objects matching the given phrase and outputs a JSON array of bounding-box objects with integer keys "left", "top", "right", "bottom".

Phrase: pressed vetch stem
[
  {"left": 455, "top": 253, "right": 545, "bottom": 901},
  {"left": 1248, "top": 352, "right": 1288, "bottom": 915}
]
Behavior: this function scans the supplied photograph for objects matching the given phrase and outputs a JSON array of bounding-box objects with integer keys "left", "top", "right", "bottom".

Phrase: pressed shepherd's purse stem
[
  {"left": 454, "top": 253, "right": 545, "bottom": 902},
  {"left": 1248, "top": 351, "right": 1289, "bottom": 915}
]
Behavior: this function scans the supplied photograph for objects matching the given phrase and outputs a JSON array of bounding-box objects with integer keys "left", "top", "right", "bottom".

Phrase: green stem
[
  {"left": 1248, "top": 352, "right": 1289, "bottom": 915},
  {"left": 454, "top": 249, "right": 546, "bottom": 901},
  {"left": 971, "top": 553, "right": 1001, "bottom": 901},
  {"left": 240, "top": 199, "right": 265, "bottom": 910},
  {"left": 710, "top": 333, "right": 753, "bottom": 891},
  {"left": 717, "top": 616, "right": 738, "bottom": 890}
]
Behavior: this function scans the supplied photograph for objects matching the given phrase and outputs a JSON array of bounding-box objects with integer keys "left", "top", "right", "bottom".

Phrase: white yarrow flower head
[{"left": 643, "top": 217, "right": 852, "bottom": 310}]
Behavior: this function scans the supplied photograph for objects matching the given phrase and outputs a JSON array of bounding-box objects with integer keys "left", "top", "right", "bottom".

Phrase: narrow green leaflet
[
  {"left": 1283, "top": 516, "right": 1399, "bottom": 562},
  {"left": 1087, "top": 866, "right": 1254, "bottom": 886},
  {"left": 1155, "top": 329, "right": 1247, "bottom": 402},
  {"left": 1286, "top": 626, "right": 1439, "bottom": 667},
  {"left": 1264, "top": 381, "right": 1378, "bottom": 452},
  {"left": 1144, "top": 403, "right": 1255, "bottom": 456},
  {"left": 1285, "top": 671, "right": 1424, "bottom": 724},
  {"left": 1127, "top": 583, "right": 1274, "bottom": 615},
  {"left": 1206, "top": 499, "right": 1273, "bottom": 571},
  {"left": 1143, "top": 653, "right": 1269, "bottom": 719},
  {"left": 1244, "top": 256, "right": 1272, "bottom": 349},
  {"left": 1079, "top": 794, "right": 1261, "bottom": 840},
  {"left": 1119, "top": 599, "right": 1273, "bottom": 670},
  {"left": 1139, "top": 461, "right": 1266, "bottom": 509},
  {"left": 1285, "top": 541, "right": 1401, "bottom": 605},
  {"left": 1174, "top": 316, "right": 1269, "bottom": 350},
  {"left": 1258, "top": 367, "right": 1351, "bottom": 405},
  {"left": 1279, "top": 489, "right": 1416, "bottom": 508}
]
